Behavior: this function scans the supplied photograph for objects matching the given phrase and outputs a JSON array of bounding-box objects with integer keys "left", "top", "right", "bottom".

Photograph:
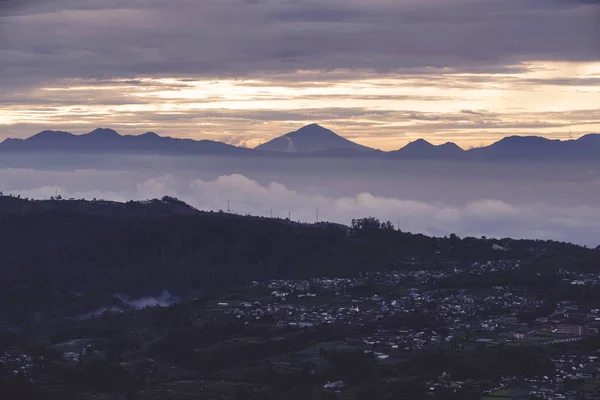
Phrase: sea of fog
[{"left": 0, "top": 153, "right": 599, "bottom": 247}]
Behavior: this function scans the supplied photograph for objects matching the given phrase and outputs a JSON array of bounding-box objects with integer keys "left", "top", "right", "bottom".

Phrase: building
[
  {"left": 587, "top": 321, "right": 600, "bottom": 335},
  {"left": 542, "top": 318, "right": 588, "bottom": 336},
  {"left": 512, "top": 327, "right": 538, "bottom": 340},
  {"left": 565, "top": 308, "right": 592, "bottom": 320}
]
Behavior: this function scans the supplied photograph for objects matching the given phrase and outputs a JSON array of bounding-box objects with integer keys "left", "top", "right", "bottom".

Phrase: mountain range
[
  {"left": 0, "top": 124, "right": 598, "bottom": 161},
  {"left": 0, "top": 128, "right": 254, "bottom": 156}
]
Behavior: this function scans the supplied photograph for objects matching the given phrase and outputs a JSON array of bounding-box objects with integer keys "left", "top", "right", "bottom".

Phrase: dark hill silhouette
[
  {"left": 0, "top": 195, "right": 590, "bottom": 298},
  {"left": 255, "top": 123, "right": 374, "bottom": 153}
]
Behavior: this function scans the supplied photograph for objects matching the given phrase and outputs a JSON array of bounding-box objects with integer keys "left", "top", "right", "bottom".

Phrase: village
[
  {"left": 213, "top": 259, "right": 600, "bottom": 399},
  {"left": 3, "top": 257, "right": 600, "bottom": 399}
]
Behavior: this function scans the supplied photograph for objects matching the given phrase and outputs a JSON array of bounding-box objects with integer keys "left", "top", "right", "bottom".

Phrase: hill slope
[{"left": 0, "top": 195, "right": 590, "bottom": 298}]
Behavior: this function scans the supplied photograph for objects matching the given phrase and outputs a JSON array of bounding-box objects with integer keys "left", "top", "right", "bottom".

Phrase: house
[
  {"left": 565, "top": 308, "right": 592, "bottom": 320},
  {"left": 323, "top": 381, "right": 345, "bottom": 390},
  {"left": 556, "top": 301, "right": 578, "bottom": 312},
  {"left": 580, "top": 364, "right": 600, "bottom": 378},
  {"left": 512, "top": 327, "right": 538, "bottom": 340},
  {"left": 541, "top": 318, "right": 588, "bottom": 336},
  {"left": 587, "top": 321, "right": 600, "bottom": 335}
]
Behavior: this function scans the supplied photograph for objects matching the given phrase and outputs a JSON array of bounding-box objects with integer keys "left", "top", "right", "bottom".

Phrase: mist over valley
[{"left": 1, "top": 147, "right": 598, "bottom": 246}]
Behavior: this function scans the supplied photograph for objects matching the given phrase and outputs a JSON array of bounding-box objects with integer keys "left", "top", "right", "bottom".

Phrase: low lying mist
[{"left": 1, "top": 154, "right": 598, "bottom": 247}]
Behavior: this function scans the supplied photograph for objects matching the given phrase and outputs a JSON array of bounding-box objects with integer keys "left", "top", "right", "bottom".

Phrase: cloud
[
  {"left": 0, "top": 0, "right": 598, "bottom": 150},
  {"left": 2, "top": 166, "right": 599, "bottom": 247},
  {"left": 0, "top": 0, "right": 598, "bottom": 87}
]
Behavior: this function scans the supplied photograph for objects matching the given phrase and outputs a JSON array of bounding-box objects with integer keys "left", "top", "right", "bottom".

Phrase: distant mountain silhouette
[
  {"left": 467, "top": 134, "right": 600, "bottom": 160},
  {"left": 0, "top": 125, "right": 598, "bottom": 161},
  {"left": 303, "top": 148, "right": 386, "bottom": 158},
  {"left": 389, "top": 133, "right": 600, "bottom": 160},
  {"left": 0, "top": 128, "right": 255, "bottom": 156},
  {"left": 577, "top": 133, "right": 600, "bottom": 145},
  {"left": 390, "top": 139, "right": 465, "bottom": 159},
  {"left": 255, "top": 123, "right": 374, "bottom": 153}
]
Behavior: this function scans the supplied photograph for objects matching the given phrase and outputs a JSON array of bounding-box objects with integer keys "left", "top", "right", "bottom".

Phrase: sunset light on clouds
[{"left": 1, "top": 0, "right": 599, "bottom": 149}]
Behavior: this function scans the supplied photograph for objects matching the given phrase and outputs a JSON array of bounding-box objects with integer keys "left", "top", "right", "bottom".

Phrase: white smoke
[
  {"left": 80, "top": 290, "right": 180, "bottom": 319},
  {"left": 114, "top": 290, "right": 179, "bottom": 309}
]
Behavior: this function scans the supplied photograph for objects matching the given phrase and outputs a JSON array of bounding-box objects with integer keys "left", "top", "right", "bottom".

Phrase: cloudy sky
[{"left": 1, "top": 0, "right": 599, "bottom": 150}]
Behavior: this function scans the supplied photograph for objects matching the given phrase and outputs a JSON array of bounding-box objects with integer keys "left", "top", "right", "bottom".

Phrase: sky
[{"left": 0, "top": 0, "right": 599, "bottom": 150}]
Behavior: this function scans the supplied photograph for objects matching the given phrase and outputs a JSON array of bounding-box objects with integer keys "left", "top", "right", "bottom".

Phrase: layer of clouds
[
  {"left": 1, "top": 157, "right": 599, "bottom": 247},
  {"left": 1, "top": 0, "right": 599, "bottom": 87}
]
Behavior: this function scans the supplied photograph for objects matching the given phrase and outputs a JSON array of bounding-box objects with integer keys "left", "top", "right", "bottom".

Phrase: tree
[{"left": 351, "top": 217, "right": 394, "bottom": 235}]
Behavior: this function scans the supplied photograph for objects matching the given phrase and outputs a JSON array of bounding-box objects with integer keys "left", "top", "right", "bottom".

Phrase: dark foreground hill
[
  {"left": 2, "top": 196, "right": 600, "bottom": 400},
  {"left": 0, "top": 195, "right": 593, "bottom": 299}
]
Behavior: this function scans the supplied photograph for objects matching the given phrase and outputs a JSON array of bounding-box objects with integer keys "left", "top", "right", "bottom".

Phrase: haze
[{"left": 1, "top": 155, "right": 599, "bottom": 247}]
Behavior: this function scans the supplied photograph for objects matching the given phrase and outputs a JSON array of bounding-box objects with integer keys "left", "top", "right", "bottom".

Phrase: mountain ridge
[
  {"left": 255, "top": 123, "right": 375, "bottom": 153},
  {"left": 389, "top": 138, "right": 465, "bottom": 159},
  {"left": 1, "top": 125, "right": 598, "bottom": 160},
  {"left": 0, "top": 128, "right": 256, "bottom": 156}
]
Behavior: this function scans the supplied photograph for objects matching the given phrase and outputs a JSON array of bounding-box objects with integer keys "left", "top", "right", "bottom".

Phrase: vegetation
[{"left": 1, "top": 195, "right": 599, "bottom": 399}]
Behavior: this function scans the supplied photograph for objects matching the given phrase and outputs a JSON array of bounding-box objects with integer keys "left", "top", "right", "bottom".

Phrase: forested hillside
[
  {"left": 0, "top": 196, "right": 593, "bottom": 293},
  {"left": 0, "top": 195, "right": 596, "bottom": 319},
  {"left": 1, "top": 196, "right": 600, "bottom": 400}
]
